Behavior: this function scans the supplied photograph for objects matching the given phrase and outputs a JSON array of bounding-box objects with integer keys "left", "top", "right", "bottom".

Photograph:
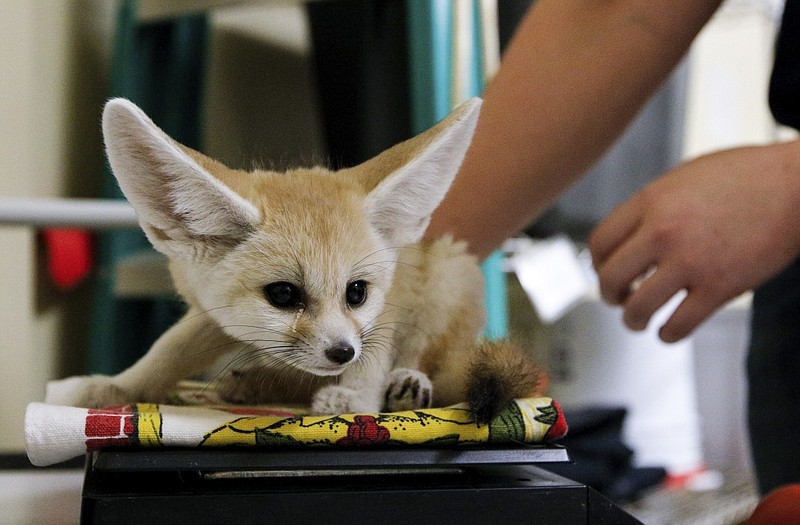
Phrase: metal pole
[{"left": 0, "top": 198, "right": 139, "bottom": 229}]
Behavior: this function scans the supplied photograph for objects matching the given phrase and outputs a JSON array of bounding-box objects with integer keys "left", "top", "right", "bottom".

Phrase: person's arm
[
  {"left": 590, "top": 140, "right": 800, "bottom": 343},
  {"left": 425, "top": 0, "right": 723, "bottom": 258}
]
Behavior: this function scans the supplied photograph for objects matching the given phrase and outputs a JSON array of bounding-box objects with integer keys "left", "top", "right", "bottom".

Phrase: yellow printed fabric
[{"left": 24, "top": 396, "right": 567, "bottom": 467}]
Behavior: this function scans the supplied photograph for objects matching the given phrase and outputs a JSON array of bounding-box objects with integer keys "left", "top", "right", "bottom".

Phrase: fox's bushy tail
[{"left": 465, "top": 340, "right": 548, "bottom": 423}]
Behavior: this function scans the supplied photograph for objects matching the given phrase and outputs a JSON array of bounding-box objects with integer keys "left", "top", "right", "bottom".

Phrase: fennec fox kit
[{"left": 46, "top": 98, "right": 544, "bottom": 421}]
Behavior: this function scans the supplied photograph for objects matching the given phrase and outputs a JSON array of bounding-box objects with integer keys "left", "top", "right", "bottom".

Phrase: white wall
[
  {"left": 0, "top": 1, "right": 118, "bottom": 452},
  {"left": 683, "top": 0, "right": 786, "bottom": 158},
  {"left": 0, "top": 1, "right": 322, "bottom": 452}
]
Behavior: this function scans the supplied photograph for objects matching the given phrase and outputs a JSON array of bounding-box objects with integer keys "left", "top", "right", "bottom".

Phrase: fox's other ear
[
  {"left": 103, "top": 98, "right": 259, "bottom": 259},
  {"left": 358, "top": 98, "right": 481, "bottom": 247}
]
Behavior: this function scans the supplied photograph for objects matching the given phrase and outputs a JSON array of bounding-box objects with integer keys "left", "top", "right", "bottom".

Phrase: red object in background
[
  {"left": 746, "top": 484, "right": 800, "bottom": 524},
  {"left": 41, "top": 228, "right": 93, "bottom": 290}
]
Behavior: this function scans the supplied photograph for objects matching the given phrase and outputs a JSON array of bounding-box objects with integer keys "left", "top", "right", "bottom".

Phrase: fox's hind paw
[
  {"left": 216, "top": 368, "right": 261, "bottom": 404},
  {"left": 45, "top": 375, "right": 132, "bottom": 408},
  {"left": 383, "top": 368, "right": 432, "bottom": 412}
]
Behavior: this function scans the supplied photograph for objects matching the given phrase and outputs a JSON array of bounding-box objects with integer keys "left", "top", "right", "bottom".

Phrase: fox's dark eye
[
  {"left": 346, "top": 280, "right": 368, "bottom": 307},
  {"left": 264, "top": 282, "right": 303, "bottom": 309}
]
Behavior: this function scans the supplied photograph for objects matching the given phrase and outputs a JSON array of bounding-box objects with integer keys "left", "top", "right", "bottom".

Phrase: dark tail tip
[{"left": 467, "top": 372, "right": 512, "bottom": 424}]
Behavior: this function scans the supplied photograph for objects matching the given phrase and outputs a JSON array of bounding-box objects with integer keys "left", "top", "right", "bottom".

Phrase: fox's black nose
[{"left": 325, "top": 344, "right": 355, "bottom": 365}]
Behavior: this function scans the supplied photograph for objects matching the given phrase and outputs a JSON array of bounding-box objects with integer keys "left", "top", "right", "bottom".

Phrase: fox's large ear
[
  {"left": 103, "top": 98, "right": 260, "bottom": 259},
  {"left": 357, "top": 98, "right": 481, "bottom": 247}
]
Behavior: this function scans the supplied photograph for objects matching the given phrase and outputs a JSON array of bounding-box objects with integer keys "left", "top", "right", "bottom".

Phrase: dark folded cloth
[{"left": 541, "top": 405, "right": 666, "bottom": 501}]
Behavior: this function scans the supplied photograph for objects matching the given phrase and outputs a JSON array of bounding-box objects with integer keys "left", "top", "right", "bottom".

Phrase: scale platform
[{"left": 81, "top": 445, "right": 643, "bottom": 524}]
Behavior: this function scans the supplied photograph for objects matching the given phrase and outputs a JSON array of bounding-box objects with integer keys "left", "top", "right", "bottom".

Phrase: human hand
[{"left": 589, "top": 141, "right": 800, "bottom": 342}]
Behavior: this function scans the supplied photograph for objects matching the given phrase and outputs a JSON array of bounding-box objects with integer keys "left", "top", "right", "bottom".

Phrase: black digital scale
[{"left": 80, "top": 445, "right": 643, "bottom": 524}]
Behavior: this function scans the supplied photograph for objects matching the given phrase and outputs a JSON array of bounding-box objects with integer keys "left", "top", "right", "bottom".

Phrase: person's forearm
[{"left": 426, "top": 0, "right": 723, "bottom": 258}]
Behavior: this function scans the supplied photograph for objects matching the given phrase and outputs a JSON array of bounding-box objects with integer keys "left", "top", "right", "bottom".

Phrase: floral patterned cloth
[{"left": 25, "top": 386, "right": 567, "bottom": 467}]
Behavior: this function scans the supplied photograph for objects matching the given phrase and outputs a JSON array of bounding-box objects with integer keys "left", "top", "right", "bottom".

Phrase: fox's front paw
[
  {"left": 216, "top": 368, "right": 261, "bottom": 405},
  {"left": 45, "top": 376, "right": 132, "bottom": 408},
  {"left": 383, "top": 368, "right": 433, "bottom": 412},
  {"left": 311, "top": 385, "right": 380, "bottom": 415}
]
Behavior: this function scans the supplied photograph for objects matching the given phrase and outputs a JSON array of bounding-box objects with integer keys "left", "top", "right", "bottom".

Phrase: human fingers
[
  {"left": 589, "top": 198, "right": 642, "bottom": 268},
  {"left": 621, "top": 265, "right": 685, "bottom": 332},
  {"left": 655, "top": 289, "right": 725, "bottom": 343},
  {"left": 592, "top": 223, "right": 658, "bottom": 306}
]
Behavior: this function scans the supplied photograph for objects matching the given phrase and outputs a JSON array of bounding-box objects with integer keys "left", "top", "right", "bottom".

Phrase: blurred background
[{"left": 0, "top": 0, "right": 792, "bottom": 521}]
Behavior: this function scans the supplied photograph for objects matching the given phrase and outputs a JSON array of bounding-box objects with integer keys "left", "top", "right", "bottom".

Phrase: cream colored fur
[{"left": 46, "top": 97, "right": 533, "bottom": 416}]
